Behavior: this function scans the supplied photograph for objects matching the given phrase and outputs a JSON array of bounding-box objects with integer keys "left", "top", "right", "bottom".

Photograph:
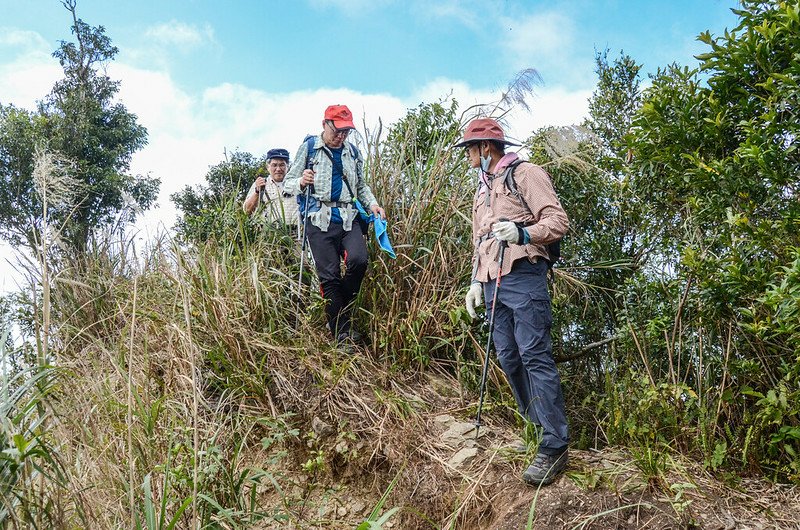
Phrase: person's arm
[
  {"left": 465, "top": 192, "right": 483, "bottom": 319},
  {"left": 243, "top": 181, "right": 261, "bottom": 214},
  {"left": 518, "top": 164, "right": 569, "bottom": 243}
]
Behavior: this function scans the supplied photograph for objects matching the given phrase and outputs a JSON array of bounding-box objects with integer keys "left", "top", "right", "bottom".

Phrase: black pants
[{"left": 305, "top": 222, "right": 368, "bottom": 338}]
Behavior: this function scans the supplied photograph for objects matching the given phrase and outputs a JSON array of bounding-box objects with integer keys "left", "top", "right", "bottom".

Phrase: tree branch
[{"left": 555, "top": 335, "right": 619, "bottom": 363}]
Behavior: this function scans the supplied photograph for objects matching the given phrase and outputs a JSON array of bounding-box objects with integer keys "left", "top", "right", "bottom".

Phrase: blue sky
[
  {"left": 3, "top": 0, "right": 738, "bottom": 96},
  {"left": 0, "top": 0, "right": 740, "bottom": 292}
]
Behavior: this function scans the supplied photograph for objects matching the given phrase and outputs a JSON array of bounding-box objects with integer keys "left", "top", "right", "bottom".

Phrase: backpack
[
  {"left": 300, "top": 135, "right": 370, "bottom": 233},
  {"left": 501, "top": 160, "right": 562, "bottom": 267}
]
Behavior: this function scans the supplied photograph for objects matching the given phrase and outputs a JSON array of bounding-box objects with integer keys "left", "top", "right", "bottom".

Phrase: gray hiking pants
[{"left": 484, "top": 258, "right": 569, "bottom": 455}]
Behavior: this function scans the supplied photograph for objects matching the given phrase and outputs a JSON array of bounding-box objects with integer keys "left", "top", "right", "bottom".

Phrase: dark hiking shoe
[
  {"left": 337, "top": 329, "right": 366, "bottom": 345},
  {"left": 522, "top": 450, "right": 568, "bottom": 486}
]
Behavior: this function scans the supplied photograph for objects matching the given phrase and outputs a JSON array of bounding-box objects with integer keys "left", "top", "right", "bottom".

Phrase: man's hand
[
  {"left": 254, "top": 176, "right": 266, "bottom": 193},
  {"left": 494, "top": 220, "right": 523, "bottom": 244},
  {"left": 300, "top": 169, "right": 315, "bottom": 190},
  {"left": 370, "top": 204, "right": 386, "bottom": 220},
  {"left": 465, "top": 283, "right": 483, "bottom": 320}
]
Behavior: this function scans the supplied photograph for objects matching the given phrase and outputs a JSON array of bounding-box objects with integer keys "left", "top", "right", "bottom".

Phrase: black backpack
[{"left": 500, "top": 160, "right": 562, "bottom": 267}]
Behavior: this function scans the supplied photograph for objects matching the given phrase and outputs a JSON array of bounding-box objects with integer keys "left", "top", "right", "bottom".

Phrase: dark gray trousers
[{"left": 484, "top": 258, "right": 569, "bottom": 455}]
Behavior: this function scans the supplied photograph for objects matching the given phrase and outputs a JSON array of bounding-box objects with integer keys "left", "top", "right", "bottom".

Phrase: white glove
[
  {"left": 493, "top": 221, "right": 521, "bottom": 244},
  {"left": 465, "top": 283, "right": 483, "bottom": 320}
]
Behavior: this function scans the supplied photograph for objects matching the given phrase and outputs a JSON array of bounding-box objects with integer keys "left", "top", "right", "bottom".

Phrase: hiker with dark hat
[
  {"left": 243, "top": 148, "right": 299, "bottom": 231},
  {"left": 458, "top": 117, "right": 570, "bottom": 486},
  {"left": 283, "top": 104, "right": 386, "bottom": 346}
]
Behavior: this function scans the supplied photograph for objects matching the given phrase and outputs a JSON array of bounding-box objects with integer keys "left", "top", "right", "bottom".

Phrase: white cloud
[
  {"left": 0, "top": 29, "right": 60, "bottom": 108},
  {"left": 500, "top": 11, "right": 573, "bottom": 69},
  {"left": 412, "top": 77, "right": 494, "bottom": 109},
  {"left": 506, "top": 87, "right": 591, "bottom": 136},
  {"left": 409, "top": 76, "right": 589, "bottom": 137},
  {"left": 143, "top": 21, "right": 215, "bottom": 51},
  {"left": 0, "top": 28, "right": 50, "bottom": 50},
  {"left": 498, "top": 10, "right": 596, "bottom": 89},
  {"left": 0, "top": 59, "right": 60, "bottom": 108},
  {"left": 419, "top": 0, "right": 481, "bottom": 29}
]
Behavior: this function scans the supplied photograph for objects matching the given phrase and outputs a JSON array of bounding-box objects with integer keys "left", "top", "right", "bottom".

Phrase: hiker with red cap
[
  {"left": 457, "top": 117, "right": 570, "bottom": 486},
  {"left": 284, "top": 105, "right": 386, "bottom": 347},
  {"left": 243, "top": 148, "right": 299, "bottom": 230}
]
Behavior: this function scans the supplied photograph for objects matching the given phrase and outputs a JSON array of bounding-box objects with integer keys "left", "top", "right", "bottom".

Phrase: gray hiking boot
[
  {"left": 349, "top": 328, "right": 366, "bottom": 344},
  {"left": 336, "top": 332, "right": 355, "bottom": 353},
  {"left": 522, "top": 450, "right": 568, "bottom": 486},
  {"left": 337, "top": 328, "right": 366, "bottom": 346}
]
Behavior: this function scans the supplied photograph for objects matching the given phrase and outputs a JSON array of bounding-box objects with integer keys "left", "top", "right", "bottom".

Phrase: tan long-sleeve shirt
[
  {"left": 246, "top": 178, "right": 299, "bottom": 226},
  {"left": 472, "top": 158, "right": 569, "bottom": 282}
]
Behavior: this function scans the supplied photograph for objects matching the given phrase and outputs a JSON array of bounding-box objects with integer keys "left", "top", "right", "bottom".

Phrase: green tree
[
  {"left": 623, "top": 0, "right": 800, "bottom": 478},
  {"left": 0, "top": 0, "right": 158, "bottom": 255},
  {"left": 171, "top": 150, "right": 264, "bottom": 245},
  {"left": 586, "top": 49, "right": 642, "bottom": 170}
]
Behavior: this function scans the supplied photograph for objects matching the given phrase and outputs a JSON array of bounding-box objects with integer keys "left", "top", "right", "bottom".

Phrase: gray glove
[{"left": 494, "top": 221, "right": 521, "bottom": 244}]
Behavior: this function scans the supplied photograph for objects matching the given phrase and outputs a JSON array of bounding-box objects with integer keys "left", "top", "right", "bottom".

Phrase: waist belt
[
  {"left": 321, "top": 200, "right": 354, "bottom": 209},
  {"left": 478, "top": 232, "right": 539, "bottom": 263},
  {"left": 478, "top": 231, "right": 495, "bottom": 243}
]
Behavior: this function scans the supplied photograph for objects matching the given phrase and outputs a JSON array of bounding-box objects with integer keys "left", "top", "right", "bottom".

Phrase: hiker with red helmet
[
  {"left": 457, "top": 117, "right": 570, "bottom": 486},
  {"left": 284, "top": 105, "right": 386, "bottom": 347},
  {"left": 243, "top": 148, "right": 299, "bottom": 230}
]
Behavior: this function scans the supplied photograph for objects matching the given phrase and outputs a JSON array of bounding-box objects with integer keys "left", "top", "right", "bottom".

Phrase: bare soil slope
[{"left": 252, "top": 366, "right": 800, "bottom": 529}]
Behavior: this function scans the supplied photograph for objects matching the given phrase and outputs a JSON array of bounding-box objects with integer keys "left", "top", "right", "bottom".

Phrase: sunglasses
[
  {"left": 326, "top": 121, "right": 351, "bottom": 137},
  {"left": 463, "top": 142, "right": 479, "bottom": 151}
]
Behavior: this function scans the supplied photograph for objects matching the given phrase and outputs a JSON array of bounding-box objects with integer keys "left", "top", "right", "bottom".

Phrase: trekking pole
[
  {"left": 474, "top": 237, "right": 509, "bottom": 440},
  {"left": 296, "top": 162, "right": 314, "bottom": 321}
]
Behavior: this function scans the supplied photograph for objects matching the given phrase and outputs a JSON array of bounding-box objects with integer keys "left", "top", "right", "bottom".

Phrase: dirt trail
[{"left": 254, "top": 365, "right": 800, "bottom": 529}]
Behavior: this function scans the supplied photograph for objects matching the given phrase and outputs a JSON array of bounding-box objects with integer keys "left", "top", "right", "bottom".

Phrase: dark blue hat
[{"left": 267, "top": 148, "right": 290, "bottom": 161}]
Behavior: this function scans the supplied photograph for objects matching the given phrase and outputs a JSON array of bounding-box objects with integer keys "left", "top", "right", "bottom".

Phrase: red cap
[
  {"left": 324, "top": 104, "right": 355, "bottom": 129},
  {"left": 454, "top": 118, "right": 519, "bottom": 147}
]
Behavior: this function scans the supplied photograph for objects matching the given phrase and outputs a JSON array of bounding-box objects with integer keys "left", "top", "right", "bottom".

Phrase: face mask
[{"left": 480, "top": 154, "right": 492, "bottom": 173}]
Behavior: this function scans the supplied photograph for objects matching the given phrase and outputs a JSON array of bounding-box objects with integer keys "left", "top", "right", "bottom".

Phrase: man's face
[
  {"left": 267, "top": 158, "right": 288, "bottom": 182},
  {"left": 464, "top": 142, "right": 481, "bottom": 169},
  {"left": 322, "top": 120, "right": 351, "bottom": 149}
]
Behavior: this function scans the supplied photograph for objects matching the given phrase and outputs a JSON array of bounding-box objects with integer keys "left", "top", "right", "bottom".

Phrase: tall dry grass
[
  {"left": 29, "top": 221, "right": 480, "bottom": 528},
  {"left": 357, "top": 101, "right": 479, "bottom": 385}
]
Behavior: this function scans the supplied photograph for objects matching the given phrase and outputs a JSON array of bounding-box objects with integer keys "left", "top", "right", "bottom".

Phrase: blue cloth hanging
[
  {"left": 353, "top": 199, "right": 396, "bottom": 259},
  {"left": 369, "top": 215, "right": 396, "bottom": 259}
]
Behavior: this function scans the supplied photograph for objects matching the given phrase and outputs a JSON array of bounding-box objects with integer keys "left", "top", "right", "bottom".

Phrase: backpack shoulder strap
[
  {"left": 503, "top": 160, "right": 528, "bottom": 210},
  {"left": 303, "top": 135, "right": 317, "bottom": 169},
  {"left": 341, "top": 141, "right": 363, "bottom": 198}
]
